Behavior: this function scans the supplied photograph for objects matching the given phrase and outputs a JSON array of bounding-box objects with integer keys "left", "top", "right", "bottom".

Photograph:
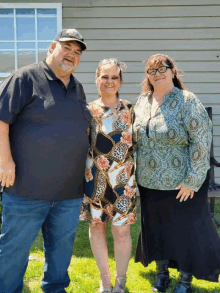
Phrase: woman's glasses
[{"left": 146, "top": 66, "right": 171, "bottom": 76}]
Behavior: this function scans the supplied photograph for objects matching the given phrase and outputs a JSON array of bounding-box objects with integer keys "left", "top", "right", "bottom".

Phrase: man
[{"left": 0, "top": 29, "right": 91, "bottom": 293}]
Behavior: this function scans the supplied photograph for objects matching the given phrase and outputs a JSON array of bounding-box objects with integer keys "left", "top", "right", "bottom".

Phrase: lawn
[{"left": 1, "top": 199, "right": 220, "bottom": 293}]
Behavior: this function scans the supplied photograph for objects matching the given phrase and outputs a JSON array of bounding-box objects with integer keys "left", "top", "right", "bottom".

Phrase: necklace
[{"left": 111, "top": 100, "right": 120, "bottom": 121}]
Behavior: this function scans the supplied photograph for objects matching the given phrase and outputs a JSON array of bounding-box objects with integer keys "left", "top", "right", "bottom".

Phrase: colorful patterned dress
[{"left": 80, "top": 99, "right": 136, "bottom": 226}]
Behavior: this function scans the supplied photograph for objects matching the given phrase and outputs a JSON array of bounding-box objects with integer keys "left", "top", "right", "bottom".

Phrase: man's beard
[{"left": 60, "top": 61, "right": 76, "bottom": 73}]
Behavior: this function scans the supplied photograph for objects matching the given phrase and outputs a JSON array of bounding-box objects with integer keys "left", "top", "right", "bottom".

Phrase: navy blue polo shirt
[{"left": 0, "top": 60, "right": 91, "bottom": 201}]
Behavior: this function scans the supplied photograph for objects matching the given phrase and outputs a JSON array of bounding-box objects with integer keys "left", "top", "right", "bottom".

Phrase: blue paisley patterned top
[{"left": 133, "top": 87, "right": 212, "bottom": 192}]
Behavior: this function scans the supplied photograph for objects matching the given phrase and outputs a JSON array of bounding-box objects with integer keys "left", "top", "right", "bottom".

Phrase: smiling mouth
[
  {"left": 64, "top": 58, "right": 74, "bottom": 64},
  {"left": 155, "top": 78, "right": 165, "bottom": 81}
]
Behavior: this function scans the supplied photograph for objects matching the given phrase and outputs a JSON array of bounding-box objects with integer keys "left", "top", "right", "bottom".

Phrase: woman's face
[
  {"left": 146, "top": 60, "right": 174, "bottom": 90},
  {"left": 96, "top": 64, "right": 122, "bottom": 97}
]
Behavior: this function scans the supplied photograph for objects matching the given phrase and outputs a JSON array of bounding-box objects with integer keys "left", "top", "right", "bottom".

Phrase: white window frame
[{"left": 0, "top": 3, "right": 62, "bottom": 79}]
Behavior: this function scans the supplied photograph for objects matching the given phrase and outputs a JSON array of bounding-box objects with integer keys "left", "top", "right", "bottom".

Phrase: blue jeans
[{"left": 0, "top": 193, "right": 82, "bottom": 293}]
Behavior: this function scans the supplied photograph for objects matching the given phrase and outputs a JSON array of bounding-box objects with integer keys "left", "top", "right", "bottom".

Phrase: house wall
[
  {"left": 66, "top": 0, "right": 220, "bottom": 183},
  {"left": 4, "top": 0, "right": 220, "bottom": 182}
]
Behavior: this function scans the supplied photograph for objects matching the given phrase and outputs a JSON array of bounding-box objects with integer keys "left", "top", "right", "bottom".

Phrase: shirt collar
[
  {"left": 40, "top": 60, "right": 77, "bottom": 87},
  {"left": 163, "top": 86, "right": 179, "bottom": 102}
]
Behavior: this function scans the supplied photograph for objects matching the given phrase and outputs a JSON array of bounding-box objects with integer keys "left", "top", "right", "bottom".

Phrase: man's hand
[
  {"left": 0, "top": 121, "right": 15, "bottom": 188},
  {"left": 176, "top": 184, "right": 194, "bottom": 202},
  {"left": 0, "top": 160, "right": 16, "bottom": 187}
]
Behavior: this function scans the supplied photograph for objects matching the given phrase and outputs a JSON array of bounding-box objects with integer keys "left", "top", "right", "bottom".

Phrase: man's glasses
[{"left": 146, "top": 66, "right": 171, "bottom": 76}]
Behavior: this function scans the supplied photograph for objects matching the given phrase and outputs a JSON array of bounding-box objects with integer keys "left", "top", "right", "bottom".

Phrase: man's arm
[{"left": 0, "top": 120, "right": 15, "bottom": 187}]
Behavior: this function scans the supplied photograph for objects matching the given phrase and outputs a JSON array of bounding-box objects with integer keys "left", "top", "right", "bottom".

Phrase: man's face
[{"left": 49, "top": 41, "right": 82, "bottom": 73}]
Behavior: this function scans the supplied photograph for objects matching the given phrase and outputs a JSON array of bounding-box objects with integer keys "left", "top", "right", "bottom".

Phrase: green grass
[{"left": 1, "top": 199, "right": 220, "bottom": 292}]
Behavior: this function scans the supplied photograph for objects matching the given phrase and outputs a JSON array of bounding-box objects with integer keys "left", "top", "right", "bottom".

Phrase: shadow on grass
[
  {"left": 139, "top": 269, "right": 180, "bottom": 293},
  {"left": 22, "top": 284, "right": 32, "bottom": 293},
  {"left": 139, "top": 269, "right": 220, "bottom": 293},
  {"left": 139, "top": 270, "right": 157, "bottom": 289},
  {"left": 192, "top": 287, "right": 220, "bottom": 293}
]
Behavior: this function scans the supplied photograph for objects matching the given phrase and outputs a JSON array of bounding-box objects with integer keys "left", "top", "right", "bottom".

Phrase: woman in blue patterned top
[
  {"left": 134, "top": 54, "right": 220, "bottom": 293},
  {"left": 80, "top": 59, "right": 136, "bottom": 293}
]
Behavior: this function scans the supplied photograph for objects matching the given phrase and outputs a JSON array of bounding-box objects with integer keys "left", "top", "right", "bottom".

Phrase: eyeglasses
[
  {"left": 146, "top": 66, "right": 171, "bottom": 76},
  {"left": 99, "top": 59, "right": 120, "bottom": 66},
  {"left": 97, "top": 59, "right": 127, "bottom": 74}
]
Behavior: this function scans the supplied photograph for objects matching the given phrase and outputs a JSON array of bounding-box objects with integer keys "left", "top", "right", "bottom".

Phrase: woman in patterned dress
[
  {"left": 134, "top": 54, "right": 220, "bottom": 293},
  {"left": 80, "top": 59, "right": 136, "bottom": 293}
]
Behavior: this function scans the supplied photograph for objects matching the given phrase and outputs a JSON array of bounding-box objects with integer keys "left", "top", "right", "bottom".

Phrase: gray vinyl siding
[
  {"left": 3, "top": 0, "right": 220, "bottom": 182},
  {"left": 64, "top": 0, "right": 220, "bottom": 183}
]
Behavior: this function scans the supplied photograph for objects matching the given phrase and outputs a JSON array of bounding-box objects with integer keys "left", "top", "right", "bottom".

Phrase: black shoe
[
  {"left": 173, "top": 271, "right": 194, "bottom": 293},
  {"left": 173, "top": 283, "right": 194, "bottom": 293},
  {"left": 152, "top": 261, "right": 171, "bottom": 292},
  {"left": 152, "top": 272, "right": 171, "bottom": 292}
]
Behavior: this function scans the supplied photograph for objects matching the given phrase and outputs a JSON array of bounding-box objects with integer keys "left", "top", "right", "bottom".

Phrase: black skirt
[{"left": 135, "top": 174, "right": 220, "bottom": 282}]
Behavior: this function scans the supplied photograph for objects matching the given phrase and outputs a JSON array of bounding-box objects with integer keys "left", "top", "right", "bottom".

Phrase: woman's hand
[{"left": 176, "top": 184, "right": 194, "bottom": 202}]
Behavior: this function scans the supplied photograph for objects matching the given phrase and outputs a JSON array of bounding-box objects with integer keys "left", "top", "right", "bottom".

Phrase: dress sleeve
[
  {"left": 181, "top": 92, "right": 212, "bottom": 191},
  {"left": 0, "top": 74, "right": 28, "bottom": 124},
  {"left": 133, "top": 93, "right": 146, "bottom": 143}
]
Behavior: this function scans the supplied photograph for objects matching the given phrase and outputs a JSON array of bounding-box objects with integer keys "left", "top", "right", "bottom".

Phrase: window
[{"left": 0, "top": 3, "right": 62, "bottom": 83}]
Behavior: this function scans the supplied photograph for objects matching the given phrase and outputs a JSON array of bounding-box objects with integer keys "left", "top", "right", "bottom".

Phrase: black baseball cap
[{"left": 54, "top": 29, "right": 87, "bottom": 51}]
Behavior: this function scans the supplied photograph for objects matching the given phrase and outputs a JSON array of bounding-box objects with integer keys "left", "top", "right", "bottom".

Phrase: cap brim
[{"left": 58, "top": 37, "right": 87, "bottom": 51}]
